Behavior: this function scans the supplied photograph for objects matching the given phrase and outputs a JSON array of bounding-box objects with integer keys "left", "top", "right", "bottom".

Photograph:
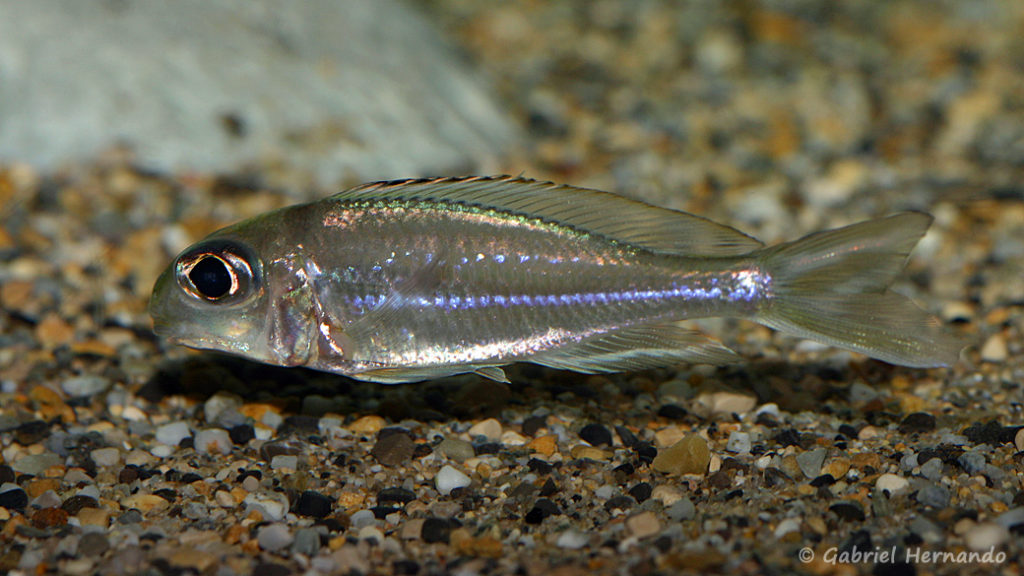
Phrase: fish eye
[{"left": 175, "top": 242, "right": 258, "bottom": 303}]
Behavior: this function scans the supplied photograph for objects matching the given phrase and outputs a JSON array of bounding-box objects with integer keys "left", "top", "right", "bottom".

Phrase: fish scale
[{"left": 150, "top": 176, "right": 964, "bottom": 383}]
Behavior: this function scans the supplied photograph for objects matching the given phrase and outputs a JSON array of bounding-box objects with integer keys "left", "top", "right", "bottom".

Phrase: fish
[{"left": 149, "top": 176, "right": 964, "bottom": 383}]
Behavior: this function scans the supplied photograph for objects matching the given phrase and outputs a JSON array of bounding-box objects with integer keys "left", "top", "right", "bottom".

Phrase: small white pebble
[
  {"left": 964, "top": 521, "right": 1010, "bottom": 551},
  {"left": 726, "top": 431, "right": 751, "bottom": 454},
  {"left": 774, "top": 517, "right": 802, "bottom": 538},
  {"left": 271, "top": 455, "right": 298, "bottom": 470},
  {"left": 980, "top": 333, "right": 1007, "bottom": 363},
  {"left": 556, "top": 529, "right": 589, "bottom": 549},
  {"left": 468, "top": 418, "right": 502, "bottom": 441},
  {"left": 875, "top": 473, "right": 910, "bottom": 495},
  {"left": 650, "top": 485, "right": 682, "bottom": 506},
  {"left": 257, "top": 523, "right": 293, "bottom": 552},
  {"left": 435, "top": 465, "right": 471, "bottom": 495},
  {"left": 89, "top": 447, "right": 121, "bottom": 467},
  {"left": 194, "top": 429, "right": 232, "bottom": 455},
  {"left": 155, "top": 421, "right": 191, "bottom": 446}
]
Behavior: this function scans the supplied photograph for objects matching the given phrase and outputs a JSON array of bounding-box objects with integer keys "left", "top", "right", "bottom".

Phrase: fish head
[{"left": 150, "top": 235, "right": 287, "bottom": 364}]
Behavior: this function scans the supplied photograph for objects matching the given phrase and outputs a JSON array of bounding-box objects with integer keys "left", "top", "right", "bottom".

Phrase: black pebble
[
  {"left": 521, "top": 415, "right": 547, "bottom": 437},
  {"left": 579, "top": 423, "right": 613, "bottom": 447},
  {"left": 830, "top": 501, "right": 866, "bottom": 521},
  {"left": 61, "top": 494, "right": 99, "bottom": 514},
  {"left": 15, "top": 420, "right": 50, "bottom": 445},
  {"left": 615, "top": 425, "right": 639, "bottom": 449},
  {"left": 963, "top": 420, "right": 1019, "bottom": 445},
  {"left": 604, "top": 495, "right": 635, "bottom": 512},
  {"left": 525, "top": 498, "right": 561, "bottom": 524},
  {"left": 78, "top": 532, "right": 110, "bottom": 556},
  {"left": 0, "top": 465, "right": 14, "bottom": 484},
  {"left": 0, "top": 487, "right": 27, "bottom": 511},
  {"left": 421, "top": 517, "right": 453, "bottom": 543},
  {"left": 635, "top": 443, "right": 657, "bottom": 464},
  {"left": 810, "top": 474, "right": 837, "bottom": 487},
  {"left": 377, "top": 487, "right": 416, "bottom": 505},
  {"left": 838, "top": 424, "right": 859, "bottom": 438},
  {"left": 526, "top": 458, "right": 553, "bottom": 474},
  {"left": 252, "top": 563, "right": 292, "bottom": 576},
  {"left": 657, "top": 404, "right": 688, "bottom": 420},
  {"left": 774, "top": 429, "right": 802, "bottom": 447},
  {"left": 371, "top": 433, "right": 415, "bottom": 467},
  {"left": 628, "top": 483, "right": 652, "bottom": 503},
  {"left": 294, "top": 490, "right": 332, "bottom": 518},
  {"left": 393, "top": 560, "right": 420, "bottom": 575},
  {"left": 539, "top": 478, "right": 558, "bottom": 497},
  {"left": 229, "top": 424, "right": 256, "bottom": 445},
  {"left": 899, "top": 412, "right": 936, "bottom": 433}
]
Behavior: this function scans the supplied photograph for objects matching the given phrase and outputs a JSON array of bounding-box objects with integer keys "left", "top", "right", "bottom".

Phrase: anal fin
[
  {"left": 530, "top": 323, "right": 739, "bottom": 373},
  {"left": 353, "top": 364, "right": 508, "bottom": 384}
]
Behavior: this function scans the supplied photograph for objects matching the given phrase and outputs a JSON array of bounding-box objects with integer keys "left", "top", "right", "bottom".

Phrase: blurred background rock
[{"left": 0, "top": 0, "right": 517, "bottom": 192}]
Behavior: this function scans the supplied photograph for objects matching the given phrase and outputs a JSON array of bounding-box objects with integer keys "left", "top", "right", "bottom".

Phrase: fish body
[{"left": 150, "top": 176, "right": 962, "bottom": 383}]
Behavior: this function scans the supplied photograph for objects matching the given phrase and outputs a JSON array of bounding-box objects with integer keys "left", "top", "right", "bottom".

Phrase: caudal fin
[{"left": 756, "top": 213, "right": 964, "bottom": 367}]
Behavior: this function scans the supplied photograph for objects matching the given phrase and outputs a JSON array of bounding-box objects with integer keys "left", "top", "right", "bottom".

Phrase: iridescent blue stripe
[{"left": 347, "top": 271, "right": 770, "bottom": 311}]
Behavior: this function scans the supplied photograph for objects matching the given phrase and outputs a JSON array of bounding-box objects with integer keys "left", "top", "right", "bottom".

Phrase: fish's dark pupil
[{"left": 189, "top": 256, "right": 232, "bottom": 299}]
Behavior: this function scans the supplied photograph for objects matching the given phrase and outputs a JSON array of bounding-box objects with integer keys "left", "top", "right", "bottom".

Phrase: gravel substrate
[{"left": 2, "top": 1, "right": 1023, "bottom": 575}]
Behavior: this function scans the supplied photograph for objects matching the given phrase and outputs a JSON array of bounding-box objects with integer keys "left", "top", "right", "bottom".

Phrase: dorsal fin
[{"left": 331, "top": 176, "right": 763, "bottom": 256}]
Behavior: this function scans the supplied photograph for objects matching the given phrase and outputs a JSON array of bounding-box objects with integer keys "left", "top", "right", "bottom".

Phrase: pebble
[
  {"left": 0, "top": 484, "right": 28, "bottom": 510},
  {"left": 89, "top": 447, "right": 121, "bottom": 467},
  {"left": 155, "top": 421, "right": 192, "bottom": 446},
  {"left": 349, "top": 415, "right": 386, "bottom": 434},
  {"left": 350, "top": 509, "right": 377, "bottom": 529},
  {"left": 899, "top": 412, "right": 937, "bottom": 433},
  {"left": 774, "top": 517, "right": 801, "bottom": 538},
  {"left": 528, "top": 435, "right": 557, "bottom": 457},
  {"left": 435, "top": 465, "right": 471, "bottom": 495},
  {"left": 963, "top": 522, "right": 1010, "bottom": 551},
  {"left": 652, "top": 435, "right": 710, "bottom": 476},
  {"left": 245, "top": 495, "right": 288, "bottom": 522},
  {"left": 579, "top": 423, "right": 613, "bottom": 447},
  {"left": 875, "top": 474, "right": 910, "bottom": 495},
  {"left": 650, "top": 485, "right": 683, "bottom": 506},
  {"left": 468, "top": 418, "right": 502, "bottom": 441},
  {"left": 61, "top": 375, "right": 111, "bottom": 397},
  {"left": 372, "top": 433, "right": 415, "bottom": 467},
  {"left": 79, "top": 532, "right": 110, "bottom": 557},
  {"left": 12, "top": 453, "right": 62, "bottom": 476},
  {"left": 556, "top": 529, "right": 589, "bottom": 549},
  {"left": 271, "top": 455, "right": 298, "bottom": 470},
  {"left": 666, "top": 498, "right": 696, "bottom": 522},
  {"left": 796, "top": 448, "right": 827, "bottom": 479},
  {"left": 725, "top": 431, "right": 751, "bottom": 454},
  {"left": 957, "top": 451, "right": 986, "bottom": 475},
  {"left": 257, "top": 524, "right": 294, "bottom": 552},
  {"left": 194, "top": 429, "right": 233, "bottom": 455},
  {"left": 979, "top": 333, "right": 1007, "bottom": 362},
  {"left": 437, "top": 437, "right": 475, "bottom": 462},
  {"left": 916, "top": 483, "right": 951, "bottom": 508},
  {"left": 626, "top": 511, "right": 661, "bottom": 539},
  {"left": 701, "top": 391, "right": 757, "bottom": 415},
  {"left": 995, "top": 507, "right": 1024, "bottom": 530},
  {"left": 294, "top": 491, "right": 332, "bottom": 518},
  {"left": 1016, "top": 428, "right": 1024, "bottom": 452},
  {"left": 421, "top": 517, "right": 453, "bottom": 543},
  {"left": 920, "top": 458, "right": 944, "bottom": 481}
]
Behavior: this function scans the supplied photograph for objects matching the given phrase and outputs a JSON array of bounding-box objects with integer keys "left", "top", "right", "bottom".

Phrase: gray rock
[
  {"left": 725, "top": 431, "right": 751, "bottom": 454},
  {"left": 796, "top": 447, "right": 827, "bottom": 479},
  {"left": 61, "top": 376, "right": 111, "bottom": 397},
  {"left": 666, "top": 498, "right": 696, "bottom": 522},
  {"left": 0, "top": 0, "right": 515, "bottom": 185},
  {"left": 11, "top": 452, "right": 63, "bottom": 476},
  {"left": 257, "top": 523, "right": 294, "bottom": 552},
  {"left": 437, "top": 437, "right": 475, "bottom": 463},
  {"left": 350, "top": 509, "right": 377, "bottom": 530},
  {"left": 916, "top": 483, "right": 951, "bottom": 508},
  {"left": 957, "top": 451, "right": 986, "bottom": 475},
  {"left": 292, "top": 527, "right": 322, "bottom": 557},
  {"left": 919, "top": 458, "right": 943, "bottom": 481}
]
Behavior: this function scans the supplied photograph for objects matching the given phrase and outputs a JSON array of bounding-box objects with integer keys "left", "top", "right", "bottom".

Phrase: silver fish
[{"left": 150, "top": 176, "right": 963, "bottom": 383}]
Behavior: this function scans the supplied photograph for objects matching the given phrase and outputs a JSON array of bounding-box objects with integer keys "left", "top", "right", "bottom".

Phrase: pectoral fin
[{"left": 531, "top": 323, "right": 740, "bottom": 373}]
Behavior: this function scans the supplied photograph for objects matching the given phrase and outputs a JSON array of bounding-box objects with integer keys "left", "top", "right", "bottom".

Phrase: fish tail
[{"left": 755, "top": 212, "right": 963, "bottom": 367}]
